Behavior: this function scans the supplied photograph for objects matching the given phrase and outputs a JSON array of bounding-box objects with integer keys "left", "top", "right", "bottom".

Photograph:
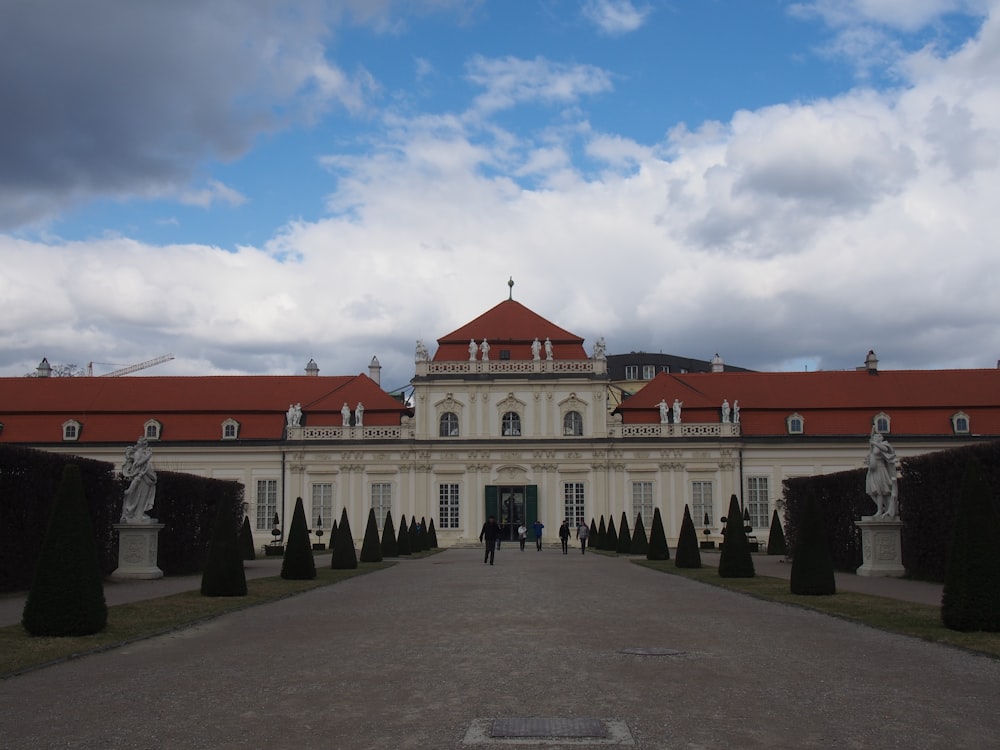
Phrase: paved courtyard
[{"left": 1, "top": 547, "right": 998, "bottom": 749}]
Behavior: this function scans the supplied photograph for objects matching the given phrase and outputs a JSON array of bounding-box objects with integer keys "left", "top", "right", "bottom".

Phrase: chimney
[
  {"left": 369, "top": 355, "right": 381, "bottom": 386},
  {"left": 865, "top": 350, "right": 879, "bottom": 374},
  {"left": 36, "top": 357, "right": 52, "bottom": 378},
  {"left": 711, "top": 353, "right": 724, "bottom": 373},
  {"left": 304, "top": 358, "right": 319, "bottom": 376}
]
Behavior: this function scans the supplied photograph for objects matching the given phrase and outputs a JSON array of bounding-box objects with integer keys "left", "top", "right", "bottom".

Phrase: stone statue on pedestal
[
  {"left": 121, "top": 437, "right": 157, "bottom": 524},
  {"left": 866, "top": 428, "right": 899, "bottom": 519}
]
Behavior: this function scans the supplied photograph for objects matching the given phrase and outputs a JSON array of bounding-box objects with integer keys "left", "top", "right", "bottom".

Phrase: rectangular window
[
  {"left": 631, "top": 481, "right": 654, "bottom": 527},
  {"left": 691, "top": 480, "right": 713, "bottom": 527},
  {"left": 563, "top": 482, "right": 586, "bottom": 527},
  {"left": 311, "top": 483, "right": 334, "bottom": 531},
  {"left": 746, "top": 477, "right": 770, "bottom": 531},
  {"left": 255, "top": 479, "right": 278, "bottom": 530},
  {"left": 371, "top": 482, "right": 392, "bottom": 530},
  {"left": 439, "top": 483, "right": 460, "bottom": 529},
  {"left": 624, "top": 365, "right": 638, "bottom": 380},
  {"left": 642, "top": 365, "right": 655, "bottom": 380}
]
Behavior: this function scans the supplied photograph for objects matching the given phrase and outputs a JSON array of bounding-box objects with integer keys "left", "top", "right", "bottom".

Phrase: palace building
[{"left": 3, "top": 297, "right": 999, "bottom": 549}]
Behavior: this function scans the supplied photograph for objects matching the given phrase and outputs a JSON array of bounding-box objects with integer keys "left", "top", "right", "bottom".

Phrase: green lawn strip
[
  {"left": 634, "top": 560, "right": 1000, "bottom": 660},
  {"left": 0, "top": 562, "right": 396, "bottom": 678}
]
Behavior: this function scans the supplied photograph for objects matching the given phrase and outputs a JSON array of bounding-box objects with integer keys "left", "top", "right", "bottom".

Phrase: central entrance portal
[{"left": 485, "top": 485, "right": 538, "bottom": 541}]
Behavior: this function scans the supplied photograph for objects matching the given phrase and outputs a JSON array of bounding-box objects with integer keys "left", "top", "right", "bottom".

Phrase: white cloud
[
  {"left": 179, "top": 181, "right": 249, "bottom": 209},
  {"left": 581, "top": 0, "right": 651, "bottom": 35},
  {"left": 465, "top": 55, "right": 615, "bottom": 114}
]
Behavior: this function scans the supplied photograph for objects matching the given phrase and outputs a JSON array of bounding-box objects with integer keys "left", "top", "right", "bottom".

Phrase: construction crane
[{"left": 87, "top": 354, "right": 175, "bottom": 377}]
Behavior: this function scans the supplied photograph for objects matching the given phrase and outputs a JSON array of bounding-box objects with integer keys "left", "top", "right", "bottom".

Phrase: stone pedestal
[
  {"left": 112, "top": 523, "right": 164, "bottom": 580},
  {"left": 855, "top": 517, "right": 904, "bottom": 577}
]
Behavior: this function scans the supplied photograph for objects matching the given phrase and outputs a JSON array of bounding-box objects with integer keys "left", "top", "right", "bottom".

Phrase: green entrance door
[{"left": 485, "top": 485, "right": 538, "bottom": 540}]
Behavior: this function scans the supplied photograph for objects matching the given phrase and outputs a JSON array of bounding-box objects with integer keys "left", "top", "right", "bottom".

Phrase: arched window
[
  {"left": 563, "top": 410, "right": 583, "bottom": 436},
  {"left": 786, "top": 413, "right": 804, "bottom": 435},
  {"left": 873, "top": 412, "right": 891, "bottom": 434},
  {"left": 62, "top": 419, "right": 81, "bottom": 441},
  {"left": 502, "top": 411, "right": 521, "bottom": 437},
  {"left": 144, "top": 419, "right": 162, "bottom": 440},
  {"left": 439, "top": 412, "right": 459, "bottom": 437},
  {"left": 221, "top": 418, "right": 240, "bottom": 440},
  {"left": 952, "top": 411, "right": 970, "bottom": 434}
]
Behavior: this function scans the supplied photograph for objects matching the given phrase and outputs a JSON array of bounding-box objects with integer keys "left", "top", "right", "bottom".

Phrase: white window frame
[
  {"left": 143, "top": 418, "right": 162, "bottom": 440},
  {"left": 691, "top": 480, "right": 713, "bottom": 527},
  {"left": 222, "top": 418, "right": 240, "bottom": 440},
  {"left": 786, "top": 413, "right": 804, "bottom": 435},
  {"left": 563, "top": 482, "right": 586, "bottom": 527},
  {"left": 439, "top": 412, "right": 459, "bottom": 437},
  {"left": 502, "top": 411, "right": 521, "bottom": 437},
  {"left": 255, "top": 479, "right": 278, "bottom": 531},
  {"left": 371, "top": 482, "right": 392, "bottom": 530},
  {"left": 438, "top": 483, "right": 460, "bottom": 529},
  {"left": 311, "top": 482, "right": 334, "bottom": 531},
  {"left": 873, "top": 412, "right": 891, "bottom": 434},
  {"left": 642, "top": 364, "right": 655, "bottom": 380},
  {"left": 62, "top": 419, "right": 81, "bottom": 441},
  {"left": 624, "top": 365, "right": 639, "bottom": 380},
  {"left": 563, "top": 410, "right": 583, "bottom": 436},
  {"left": 746, "top": 476, "right": 770, "bottom": 531},
  {"left": 631, "top": 481, "right": 653, "bottom": 527},
  {"left": 951, "top": 411, "right": 970, "bottom": 434}
]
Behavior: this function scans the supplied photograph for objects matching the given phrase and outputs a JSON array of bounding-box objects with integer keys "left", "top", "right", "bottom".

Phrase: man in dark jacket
[{"left": 479, "top": 516, "right": 501, "bottom": 565}]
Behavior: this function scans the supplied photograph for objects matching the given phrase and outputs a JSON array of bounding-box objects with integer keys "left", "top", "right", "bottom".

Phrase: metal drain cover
[
  {"left": 492, "top": 718, "right": 607, "bottom": 738},
  {"left": 620, "top": 647, "right": 685, "bottom": 656}
]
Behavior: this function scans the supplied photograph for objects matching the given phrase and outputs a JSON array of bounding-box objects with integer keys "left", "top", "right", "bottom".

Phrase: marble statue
[
  {"left": 342, "top": 402, "right": 351, "bottom": 426},
  {"left": 121, "top": 437, "right": 157, "bottom": 524},
  {"left": 531, "top": 337, "right": 541, "bottom": 360},
  {"left": 469, "top": 339, "right": 478, "bottom": 361},
  {"left": 672, "top": 398, "right": 682, "bottom": 424},
  {"left": 593, "top": 336, "right": 606, "bottom": 360},
  {"left": 286, "top": 403, "right": 302, "bottom": 427},
  {"left": 659, "top": 399, "right": 669, "bottom": 424},
  {"left": 732, "top": 400, "right": 740, "bottom": 424},
  {"left": 355, "top": 402, "right": 364, "bottom": 427},
  {"left": 721, "top": 399, "right": 730, "bottom": 423},
  {"left": 544, "top": 337, "right": 553, "bottom": 360},
  {"left": 866, "top": 429, "right": 899, "bottom": 519},
  {"left": 415, "top": 340, "right": 429, "bottom": 361},
  {"left": 480, "top": 339, "right": 490, "bottom": 361}
]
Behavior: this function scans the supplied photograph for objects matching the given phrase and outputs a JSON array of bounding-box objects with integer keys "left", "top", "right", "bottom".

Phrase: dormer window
[
  {"left": 500, "top": 350, "right": 511, "bottom": 360},
  {"left": 642, "top": 365, "right": 655, "bottom": 380},
  {"left": 952, "top": 412, "right": 970, "bottom": 435},
  {"left": 786, "top": 413, "right": 804, "bottom": 435},
  {"left": 873, "top": 412, "right": 891, "bottom": 434},
  {"left": 62, "top": 419, "right": 82, "bottom": 441},
  {"left": 221, "top": 418, "right": 240, "bottom": 440},
  {"left": 144, "top": 419, "right": 162, "bottom": 440}
]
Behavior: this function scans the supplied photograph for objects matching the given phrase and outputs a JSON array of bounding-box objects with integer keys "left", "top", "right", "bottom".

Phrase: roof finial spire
[{"left": 508, "top": 276, "right": 514, "bottom": 300}]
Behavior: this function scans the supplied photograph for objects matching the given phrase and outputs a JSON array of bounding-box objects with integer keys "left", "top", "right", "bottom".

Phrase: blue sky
[{"left": 2, "top": 0, "right": 998, "bottom": 389}]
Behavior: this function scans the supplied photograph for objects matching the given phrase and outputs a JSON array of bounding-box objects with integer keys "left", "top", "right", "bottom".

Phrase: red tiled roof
[
  {"left": 0, "top": 374, "right": 409, "bottom": 443},
  {"left": 615, "top": 369, "right": 1000, "bottom": 436},
  {"left": 433, "top": 299, "right": 588, "bottom": 361}
]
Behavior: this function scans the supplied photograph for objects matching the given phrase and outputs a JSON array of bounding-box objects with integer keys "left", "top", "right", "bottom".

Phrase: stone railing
[
  {"left": 289, "top": 425, "right": 406, "bottom": 441},
  {"left": 417, "top": 358, "right": 607, "bottom": 377},
  {"left": 617, "top": 422, "right": 741, "bottom": 439}
]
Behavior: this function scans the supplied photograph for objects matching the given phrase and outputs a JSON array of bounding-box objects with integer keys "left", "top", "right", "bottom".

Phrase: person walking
[
  {"left": 559, "top": 520, "right": 570, "bottom": 554},
  {"left": 479, "top": 516, "right": 501, "bottom": 565},
  {"left": 576, "top": 520, "right": 589, "bottom": 554},
  {"left": 518, "top": 523, "right": 527, "bottom": 551},
  {"left": 532, "top": 519, "right": 544, "bottom": 551}
]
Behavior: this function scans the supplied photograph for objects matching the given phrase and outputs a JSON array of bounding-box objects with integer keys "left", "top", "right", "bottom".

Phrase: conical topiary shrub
[
  {"left": 397, "top": 514, "right": 411, "bottom": 556},
  {"left": 942, "top": 457, "right": 1000, "bottom": 631},
  {"left": 201, "top": 500, "right": 248, "bottom": 596},
  {"left": 766, "top": 509, "right": 787, "bottom": 556},
  {"left": 359, "top": 507, "right": 383, "bottom": 563},
  {"left": 646, "top": 507, "right": 670, "bottom": 561},
  {"left": 790, "top": 495, "right": 834, "bottom": 595},
  {"left": 381, "top": 509, "right": 399, "bottom": 557},
  {"left": 282, "top": 497, "right": 316, "bottom": 580},
  {"left": 239, "top": 515, "right": 256, "bottom": 560},
  {"left": 22, "top": 465, "right": 108, "bottom": 636},
  {"left": 597, "top": 516, "right": 607, "bottom": 550},
  {"left": 630, "top": 513, "right": 649, "bottom": 555},
  {"left": 588, "top": 519, "right": 597, "bottom": 549},
  {"left": 428, "top": 518, "right": 439, "bottom": 548},
  {"left": 328, "top": 519, "right": 338, "bottom": 555},
  {"left": 409, "top": 516, "right": 420, "bottom": 554},
  {"left": 617, "top": 512, "right": 632, "bottom": 554},
  {"left": 420, "top": 517, "right": 430, "bottom": 551},
  {"left": 331, "top": 507, "right": 358, "bottom": 570},
  {"left": 674, "top": 504, "right": 702, "bottom": 568},
  {"left": 606, "top": 517, "right": 618, "bottom": 552},
  {"left": 719, "top": 494, "right": 755, "bottom": 578}
]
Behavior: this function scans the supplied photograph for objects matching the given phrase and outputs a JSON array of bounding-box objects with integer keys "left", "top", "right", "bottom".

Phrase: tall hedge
[
  {"left": 201, "top": 498, "right": 248, "bottom": 597},
  {"left": 588, "top": 519, "right": 597, "bottom": 549},
  {"left": 428, "top": 518, "right": 439, "bottom": 548},
  {"left": 606, "top": 517, "right": 618, "bottom": 552},
  {"left": 630, "top": 512, "right": 649, "bottom": 555},
  {"left": 766, "top": 509, "right": 787, "bottom": 556},
  {"left": 941, "top": 457, "right": 1000, "bottom": 631},
  {"left": 718, "top": 494, "right": 755, "bottom": 578},
  {"left": 331, "top": 507, "right": 358, "bottom": 570},
  {"left": 617, "top": 512, "right": 632, "bottom": 553},
  {"left": 789, "top": 495, "right": 835, "bottom": 595},
  {"left": 397, "top": 514, "right": 411, "bottom": 556},
  {"left": 381, "top": 510, "right": 399, "bottom": 557},
  {"left": 597, "top": 516, "right": 607, "bottom": 550},
  {"left": 240, "top": 516, "right": 256, "bottom": 560},
  {"left": 646, "top": 507, "right": 670, "bottom": 561},
  {"left": 781, "top": 470, "right": 867, "bottom": 574},
  {"left": 282, "top": 497, "right": 316, "bottom": 580},
  {"left": 22, "top": 465, "right": 108, "bottom": 636},
  {"left": 360, "top": 507, "right": 383, "bottom": 563},
  {"left": 675, "top": 504, "right": 701, "bottom": 568}
]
